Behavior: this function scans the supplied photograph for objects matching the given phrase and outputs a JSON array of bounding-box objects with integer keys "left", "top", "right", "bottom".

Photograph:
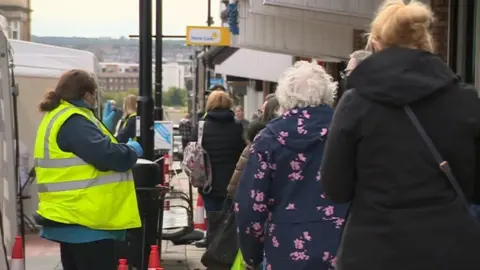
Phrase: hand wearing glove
[
  {"left": 127, "top": 138, "right": 143, "bottom": 157},
  {"left": 102, "top": 100, "right": 116, "bottom": 130}
]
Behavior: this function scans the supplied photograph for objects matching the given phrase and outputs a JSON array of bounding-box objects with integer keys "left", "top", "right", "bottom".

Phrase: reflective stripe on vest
[
  {"left": 122, "top": 113, "right": 136, "bottom": 129},
  {"left": 35, "top": 106, "right": 129, "bottom": 193}
]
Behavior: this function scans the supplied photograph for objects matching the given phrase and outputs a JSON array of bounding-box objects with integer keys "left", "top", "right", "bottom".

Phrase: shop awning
[{"left": 215, "top": 48, "right": 293, "bottom": 82}]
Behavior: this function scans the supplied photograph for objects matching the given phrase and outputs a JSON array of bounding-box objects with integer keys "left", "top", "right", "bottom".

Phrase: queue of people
[
  {"left": 32, "top": 1, "right": 480, "bottom": 269},
  {"left": 193, "top": 1, "right": 480, "bottom": 270}
]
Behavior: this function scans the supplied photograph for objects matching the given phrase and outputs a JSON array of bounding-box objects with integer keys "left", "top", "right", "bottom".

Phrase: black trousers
[{"left": 60, "top": 239, "right": 117, "bottom": 270}]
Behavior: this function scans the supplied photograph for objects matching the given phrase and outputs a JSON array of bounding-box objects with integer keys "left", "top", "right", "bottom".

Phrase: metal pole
[
  {"left": 154, "top": 0, "right": 165, "bottom": 260},
  {"left": 137, "top": 1, "right": 157, "bottom": 270},
  {"left": 138, "top": 0, "right": 154, "bottom": 160},
  {"left": 192, "top": 52, "right": 198, "bottom": 124},
  {"left": 154, "top": 0, "right": 163, "bottom": 121},
  {"left": 205, "top": 0, "right": 212, "bottom": 95}
]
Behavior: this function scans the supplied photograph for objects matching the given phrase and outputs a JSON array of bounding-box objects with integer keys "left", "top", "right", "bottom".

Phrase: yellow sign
[{"left": 186, "top": 26, "right": 231, "bottom": 46}]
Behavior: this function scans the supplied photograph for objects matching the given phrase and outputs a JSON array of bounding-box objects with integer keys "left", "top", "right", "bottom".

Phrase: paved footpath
[{"left": 25, "top": 165, "right": 207, "bottom": 270}]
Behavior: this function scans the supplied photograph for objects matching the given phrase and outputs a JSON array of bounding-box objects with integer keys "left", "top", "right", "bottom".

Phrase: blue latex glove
[
  {"left": 127, "top": 138, "right": 143, "bottom": 157},
  {"left": 102, "top": 101, "right": 115, "bottom": 130}
]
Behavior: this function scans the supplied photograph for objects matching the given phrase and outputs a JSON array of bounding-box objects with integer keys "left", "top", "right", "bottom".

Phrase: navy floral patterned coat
[{"left": 234, "top": 106, "right": 349, "bottom": 270}]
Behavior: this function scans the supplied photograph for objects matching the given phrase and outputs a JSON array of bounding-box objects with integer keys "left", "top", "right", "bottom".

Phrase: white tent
[{"left": 0, "top": 36, "right": 99, "bottom": 263}]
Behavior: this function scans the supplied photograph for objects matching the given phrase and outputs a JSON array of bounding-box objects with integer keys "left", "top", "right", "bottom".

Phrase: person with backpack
[{"left": 185, "top": 90, "right": 245, "bottom": 249}]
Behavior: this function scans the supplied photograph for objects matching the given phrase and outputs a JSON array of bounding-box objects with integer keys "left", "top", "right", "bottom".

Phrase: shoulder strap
[
  {"left": 198, "top": 121, "right": 205, "bottom": 145},
  {"left": 404, "top": 105, "right": 471, "bottom": 212}
]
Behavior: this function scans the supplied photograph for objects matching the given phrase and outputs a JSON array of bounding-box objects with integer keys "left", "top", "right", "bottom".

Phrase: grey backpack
[{"left": 181, "top": 121, "right": 212, "bottom": 193}]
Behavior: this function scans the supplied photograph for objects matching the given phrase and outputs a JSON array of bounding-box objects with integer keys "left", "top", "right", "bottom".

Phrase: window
[{"left": 9, "top": 20, "right": 21, "bottom": 40}]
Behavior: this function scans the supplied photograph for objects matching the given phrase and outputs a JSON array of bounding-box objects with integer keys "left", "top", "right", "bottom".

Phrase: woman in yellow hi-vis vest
[
  {"left": 114, "top": 94, "right": 137, "bottom": 143},
  {"left": 34, "top": 69, "right": 143, "bottom": 270}
]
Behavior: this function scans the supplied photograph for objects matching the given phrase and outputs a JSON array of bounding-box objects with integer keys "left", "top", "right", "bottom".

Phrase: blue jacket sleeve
[
  {"left": 57, "top": 114, "right": 138, "bottom": 172},
  {"left": 116, "top": 117, "right": 136, "bottom": 143},
  {"left": 234, "top": 134, "right": 272, "bottom": 266}
]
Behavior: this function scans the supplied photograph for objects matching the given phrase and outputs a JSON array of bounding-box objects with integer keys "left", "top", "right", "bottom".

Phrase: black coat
[
  {"left": 192, "top": 109, "right": 245, "bottom": 198},
  {"left": 321, "top": 47, "right": 480, "bottom": 270}
]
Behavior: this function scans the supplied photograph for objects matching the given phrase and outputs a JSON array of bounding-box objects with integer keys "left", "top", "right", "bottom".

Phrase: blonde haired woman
[
  {"left": 115, "top": 94, "right": 137, "bottom": 143},
  {"left": 321, "top": 1, "right": 480, "bottom": 270},
  {"left": 235, "top": 61, "right": 348, "bottom": 270}
]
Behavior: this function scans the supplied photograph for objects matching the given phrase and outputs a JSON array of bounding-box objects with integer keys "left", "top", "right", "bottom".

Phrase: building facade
[
  {"left": 99, "top": 59, "right": 193, "bottom": 92},
  {"left": 99, "top": 73, "right": 139, "bottom": 92},
  {"left": 0, "top": 0, "right": 31, "bottom": 41}
]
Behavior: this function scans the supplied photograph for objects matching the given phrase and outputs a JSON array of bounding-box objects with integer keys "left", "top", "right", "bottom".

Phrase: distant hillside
[{"left": 31, "top": 36, "right": 193, "bottom": 62}]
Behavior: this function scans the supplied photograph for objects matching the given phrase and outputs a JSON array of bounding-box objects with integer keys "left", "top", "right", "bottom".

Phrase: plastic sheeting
[{"left": 0, "top": 32, "right": 18, "bottom": 267}]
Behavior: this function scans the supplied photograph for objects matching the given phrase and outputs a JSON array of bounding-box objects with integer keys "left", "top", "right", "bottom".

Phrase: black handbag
[
  {"left": 404, "top": 105, "right": 480, "bottom": 221},
  {"left": 201, "top": 198, "right": 238, "bottom": 268}
]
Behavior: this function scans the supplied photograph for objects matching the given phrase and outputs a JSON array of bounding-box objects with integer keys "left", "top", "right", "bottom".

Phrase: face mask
[{"left": 84, "top": 92, "right": 97, "bottom": 109}]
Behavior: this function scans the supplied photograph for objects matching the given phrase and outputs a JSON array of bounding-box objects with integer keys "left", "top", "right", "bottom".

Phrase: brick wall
[{"left": 352, "top": 0, "right": 450, "bottom": 62}]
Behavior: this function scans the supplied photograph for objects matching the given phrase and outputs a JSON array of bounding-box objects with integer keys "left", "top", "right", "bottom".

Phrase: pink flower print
[
  {"left": 290, "top": 160, "right": 301, "bottom": 170},
  {"left": 260, "top": 161, "right": 268, "bottom": 170},
  {"left": 323, "top": 252, "right": 331, "bottom": 261},
  {"left": 294, "top": 238, "right": 305, "bottom": 249},
  {"left": 252, "top": 203, "right": 268, "bottom": 212},
  {"left": 254, "top": 170, "right": 265, "bottom": 179},
  {"left": 331, "top": 257, "right": 337, "bottom": 267},
  {"left": 317, "top": 206, "right": 323, "bottom": 211},
  {"left": 268, "top": 223, "right": 276, "bottom": 234},
  {"left": 286, "top": 203, "right": 296, "bottom": 210},
  {"left": 267, "top": 264, "right": 272, "bottom": 270},
  {"left": 298, "top": 153, "right": 306, "bottom": 162},
  {"left": 334, "top": 218, "right": 345, "bottom": 228},
  {"left": 290, "top": 251, "right": 309, "bottom": 261},
  {"left": 291, "top": 109, "right": 298, "bottom": 114},
  {"left": 252, "top": 222, "right": 262, "bottom": 231},
  {"left": 245, "top": 227, "right": 251, "bottom": 234},
  {"left": 320, "top": 128, "right": 328, "bottom": 137},
  {"left": 257, "top": 153, "right": 263, "bottom": 162},
  {"left": 268, "top": 198, "right": 275, "bottom": 205},
  {"left": 316, "top": 170, "right": 321, "bottom": 181},
  {"left": 276, "top": 136, "right": 286, "bottom": 145},
  {"left": 279, "top": 131, "right": 288, "bottom": 137},
  {"left": 269, "top": 163, "right": 277, "bottom": 170},
  {"left": 324, "top": 206, "right": 334, "bottom": 216},
  {"left": 320, "top": 193, "right": 326, "bottom": 199},
  {"left": 288, "top": 171, "right": 304, "bottom": 181},
  {"left": 250, "top": 190, "right": 255, "bottom": 199},
  {"left": 297, "top": 118, "right": 304, "bottom": 126},
  {"left": 302, "top": 110, "right": 311, "bottom": 119},
  {"left": 272, "top": 236, "right": 280, "bottom": 247},
  {"left": 303, "top": 231, "right": 312, "bottom": 241},
  {"left": 297, "top": 126, "right": 307, "bottom": 135},
  {"left": 234, "top": 202, "right": 239, "bottom": 213},
  {"left": 255, "top": 191, "right": 265, "bottom": 202}
]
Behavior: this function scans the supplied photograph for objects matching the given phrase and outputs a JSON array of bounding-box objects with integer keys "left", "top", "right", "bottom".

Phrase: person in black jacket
[
  {"left": 320, "top": 1, "right": 480, "bottom": 270},
  {"left": 191, "top": 90, "right": 245, "bottom": 248}
]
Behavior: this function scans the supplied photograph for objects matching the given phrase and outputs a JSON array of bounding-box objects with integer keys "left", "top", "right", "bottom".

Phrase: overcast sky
[{"left": 31, "top": 0, "right": 221, "bottom": 37}]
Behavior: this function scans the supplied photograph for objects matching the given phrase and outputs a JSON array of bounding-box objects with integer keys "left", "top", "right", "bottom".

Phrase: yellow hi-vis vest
[
  {"left": 115, "top": 113, "right": 137, "bottom": 141},
  {"left": 34, "top": 101, "right": 141, "bottom": 230},
  {"left": 122, "top": 113, "right": 136, "bottom": 129}
]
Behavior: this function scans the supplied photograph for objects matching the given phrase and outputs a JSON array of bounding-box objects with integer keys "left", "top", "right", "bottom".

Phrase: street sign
[
  {"left": 209, "top": 78, "right": 224, "bottom": 87},
  {"left": 186, "top": 26, "right": 231, "bottom": 46}
]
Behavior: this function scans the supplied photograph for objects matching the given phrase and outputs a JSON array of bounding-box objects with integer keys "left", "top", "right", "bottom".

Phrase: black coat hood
[{"left": 348, "top": 47, "right": 458, "bottom": 106}]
